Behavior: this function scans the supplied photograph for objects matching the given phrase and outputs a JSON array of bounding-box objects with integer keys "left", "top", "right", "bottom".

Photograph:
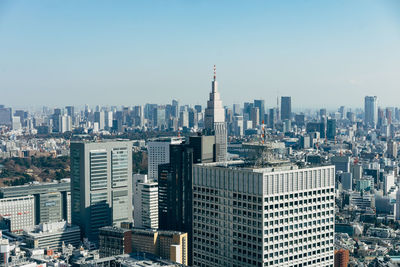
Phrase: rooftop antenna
[
  {"left": 276, "top": 90, "right": 280, "bottom": 121},
  {"left": 213, "top": 65, "right": 216, "bottom": 81}
]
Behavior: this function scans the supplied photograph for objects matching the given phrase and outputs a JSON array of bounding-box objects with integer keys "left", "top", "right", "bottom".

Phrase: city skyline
[{"left": 1, "top": 1, "right": 400, "bottom": 108}]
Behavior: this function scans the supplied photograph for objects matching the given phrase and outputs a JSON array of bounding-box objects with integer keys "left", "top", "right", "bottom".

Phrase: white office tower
[
  {"left": 59, "top": 114, "right": 72, "bottom": 133},
  {"left": 105, "top": 111, "right": 113, "bottom": 129},
  {"left": 193, "top": 162, "right": 335, "bottom": 267},
  {"left": 204, "top": 65, "right": 227, "bottom": 162},
  {"left": 383, "top": 172, "right": 396, "bottom": 196},
  {"left": 133, "top": 175, "right": 158, "bottom": 229},
  {"left": 11, "top": 116, "right": 21, "bottom": 130},
  {"left": 364, "top": 96, "right": 378, "bottom": 128},
  {"left": 233, "top": 115, "right": 244, "bottom": 136},
  {"left": 147, "top": 137, "right": 183, "bottom": 180},
  {"left": 94, "top": 111, "right": 105, "bottom": 130}
]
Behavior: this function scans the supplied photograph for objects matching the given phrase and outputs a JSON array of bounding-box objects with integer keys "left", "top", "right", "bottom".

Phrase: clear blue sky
[{"left": 1, "top": 0, "right": 400, "bottom": 109}]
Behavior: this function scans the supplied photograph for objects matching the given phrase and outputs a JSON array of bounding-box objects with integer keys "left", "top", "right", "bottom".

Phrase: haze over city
[{"left": 1, "top": 0, "right": 400, "bottom": 108}]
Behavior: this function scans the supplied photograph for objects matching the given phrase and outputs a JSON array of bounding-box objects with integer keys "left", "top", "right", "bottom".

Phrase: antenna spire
[{"left": 213, "top": 65, "right": 216, "bottom": 81}]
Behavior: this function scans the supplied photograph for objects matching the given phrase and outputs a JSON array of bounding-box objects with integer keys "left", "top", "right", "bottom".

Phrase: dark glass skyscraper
[
  {"left": 281, "top": 96, "right": 292, "bottom": 121},
  {"left": 158, "top": 135, "right": 215, "bottom": 266},
  {"left": 327, "top": 119, "right": 336, "bottom": 140}
]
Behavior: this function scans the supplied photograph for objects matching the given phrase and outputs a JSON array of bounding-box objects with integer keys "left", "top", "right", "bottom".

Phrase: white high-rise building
[
  {"left": 133, "top": 175, "right": 158, "bottom": 229},
  {"left": 192, "top": 162, "right": 335, "bottom": 267},
  {"left": 147, "top": 137, "right": 183, "bottom": 180},
  {"left": 364, "top": 96, "right": 378, "bottom": 128},
  {"left": 204, "top": 65, "right": 227, "bottom": 162},
  {"left": 94, "top": 111, "right": 105, "bottom": 130},
  {"left": 59, "top": 114, "right": 72, "bottom": 133},
  {"left": 105, "top": 111, "right": 113, "bottom": 129}
]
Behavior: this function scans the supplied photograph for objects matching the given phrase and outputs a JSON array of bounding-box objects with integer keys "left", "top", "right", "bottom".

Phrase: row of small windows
[
  {"left": 264, "top": 239, "right": 333, "bottom": 252},
  {"left": 264, "top": 254, "right": 333, "bottom": 266},
  {"left": 264, "top": 188, "right": 334, "bottom": 202},
  {"left": 264, "top": 231, "right": 334, "bottom": 244},
  {"left": 264, "top": 217, "right": 333, "bottom": 231},
  {"left": 264, "top": 196, "right": 334, "bottom": 210},
  {"left": 264, "top": 209, "right": 334, "bottom": 223}
]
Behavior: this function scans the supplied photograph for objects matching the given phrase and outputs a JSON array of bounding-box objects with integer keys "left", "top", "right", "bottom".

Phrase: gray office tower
[
  {"left": 204, "top": 65, "right": 227, "bottom": 162},
  {"left": 364, "top": 96, "right": 378, "bottom": 128},
  {"left": 281, "top": 96, "right": 292, "bottom": 121},
  {"left": 0, "top": 106, "right": 12, "bottom": 126},
  {"left": 70, "top": 140, "right": 133, "bottom": 243},
  {"left": 254, "top": 100, "right": 265, "bottom": 123}
]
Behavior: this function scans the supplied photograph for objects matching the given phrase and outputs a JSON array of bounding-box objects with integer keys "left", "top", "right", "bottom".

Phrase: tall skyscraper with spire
[{"left": 204, "top": 65, "right": 227, "bottom": 162}]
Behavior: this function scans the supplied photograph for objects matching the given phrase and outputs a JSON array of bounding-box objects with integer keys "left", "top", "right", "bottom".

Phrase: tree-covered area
[
  {"left": 0, "top": 156, "right": 70, "bottom": 186},
  {"left": 132, "top": 151, "right": 148, "bottom": 174}
]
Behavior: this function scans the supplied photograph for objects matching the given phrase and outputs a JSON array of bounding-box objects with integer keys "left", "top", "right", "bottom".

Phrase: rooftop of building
[
  {"left": 70, "top": 138, "right": 132, "bottom": 144},
  {"left": 147, "top": 136, "right": 184, "bottom": 143},
  {"left": 0, "top": 179, "right": 70, "bottom": 195},
  {"left": 194, "top": 160, "right": 334, "bottom": 173},
  {"left": 99, "top": 226, "right": 131, "bottom": 234},
  {"left": 79, "top": 253, "right": 185, "bottom": 267},
  {"left": 131, "top": 228, "right": 185, "bottom": 237},
  {"left": 23, "top": 221, "right": 80, "bottom": 237}
]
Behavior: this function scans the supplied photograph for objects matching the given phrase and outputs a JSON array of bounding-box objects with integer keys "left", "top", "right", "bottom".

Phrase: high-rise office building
[
  {"left": 192, "top": 162, "right": 335, "bottom": 267},
  {"left": 320, "top": 108, "right": 327, "bottom": 121},
  {"left": 158, "top": 135, "right": 215, "bottom": 265},
  {"left": 233, "top": 115, "right": 244, "bottom": 136},
  {"left": 364, "top": 96, "right": 378, "bottom": 128},
  {"left": 133, "top": 176, "right": 158, "bottom": 229},
  {"left": 147, "top": 137, "right": 183, "bottom": 180},
  {"left": 281, "top": 96, "right": 292, "bottom": 121},
  {"left": 233, "top": 104, "right": 241, "bottom": 116},
  {"left": 171, "top": 100, "right": 179, "bottom": 118},
  {"left": 52, "top": 108, "right": 62, "bottom": 133},
  {"left": 104, "top": 111, "right": 113, "bottom": 129},
  {"left": 326, "top": 119, "right": 336, "bottom": 140},
  {"left": 94, "top": 111, "right": 105, "bottom": 130},
  {"left": 0, "top": 106, "right": 12, "bottom": 126},
  {"left": 331, "top": 155, "right": 350, "bottom": 173},
  {"left": 70, "top": 140, "right": 133, "bottom": 243},
  {"left": 59, "top": 114, "right": 72, "bottom": 133},
  {"left": 204, "top": 65, "right": 227, "bottom": 162},
  {"left": 250, "top": 107, "right": 260, "bottom": 128},
  {"left": 253, "top": 100, "right": 265, "bottom": 124},
  {"left": 387, "top": 140, "right": 398, "bottom": 159},
  {"left": 154, "top": 106, "right": 167, "bottom": 129},
  {"left": 268, "top": 108, "right": 276, "bottom": 129},
  {"left": 295, "top": 114, "right": 305, "bottom": 127}
]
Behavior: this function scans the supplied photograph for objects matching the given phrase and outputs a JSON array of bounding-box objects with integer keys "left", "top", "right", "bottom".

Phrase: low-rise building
[
  {"left": 23, "top": 221, "right": 80, "bottom": 250},
  {"left": 131, "top": 228, "right": 187, "bottom": 265},
  {"left": 99, "top": 226, "right": 132, "bottom": 258}
]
